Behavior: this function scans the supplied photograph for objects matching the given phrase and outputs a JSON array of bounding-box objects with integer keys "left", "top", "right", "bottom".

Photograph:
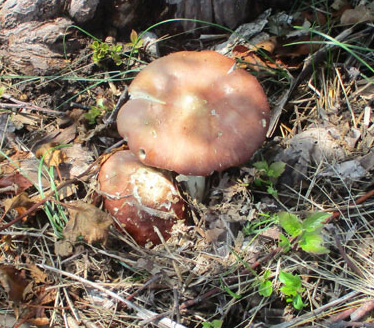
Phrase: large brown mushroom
[
  {"left": 98, "top": 150, "right": 186, "bottom": 246},
  {"left": 117, "top": 50, "right": 270, "bottom": 177}
]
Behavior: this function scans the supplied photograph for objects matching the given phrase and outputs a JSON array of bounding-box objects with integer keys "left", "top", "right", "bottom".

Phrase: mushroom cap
[
  {"left": 98, "top": 150, "right": 186, "bottom": 246},
  {"left": 117, "top": 50, "right": 270, "bottom": 176}
]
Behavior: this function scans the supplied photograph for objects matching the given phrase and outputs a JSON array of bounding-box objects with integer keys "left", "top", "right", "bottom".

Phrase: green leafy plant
[
  {"left": 84, "top": 97, "right": 108, "bottom": 124},
  {"left": 243, "top": 212, "right": 277, "bottom": 236},
  {"left": 253, "top": 160, "right": 286, "bottom": 198},
  {"left": 278, "top": 211, "right": 331, "bottom": 254},
  {"left": 257, "top": 269, "right": 273, "bottom": 297},
  {"left": 124, "top": 29, "right": 144, "bottom": 54},
  {"left": 220, "top": 278, "right": 242, "bottom": 299},
  {"left": 279, "top": 271, "right": 306, "bottom": 310},
  {"left": 0, "top": 86, "right": 5, "bottom": 98},
  {"left": 91, "top": 40, "right": 124, "bottom": 66},
  {"left": 202, "top": 319, "right": 223, "bottom": 328}
]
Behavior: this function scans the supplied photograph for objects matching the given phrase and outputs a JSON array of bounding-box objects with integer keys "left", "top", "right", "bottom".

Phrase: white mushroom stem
[{"left": 176, "top": 174, "right": 206, "bottom": 202}]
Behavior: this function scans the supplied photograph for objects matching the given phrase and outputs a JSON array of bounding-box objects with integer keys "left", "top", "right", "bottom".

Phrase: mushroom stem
[{"left": 176, "top": 174, "right": 206, "bottom": 202}]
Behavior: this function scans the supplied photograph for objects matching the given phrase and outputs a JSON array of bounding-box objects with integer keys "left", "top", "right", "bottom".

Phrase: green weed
[
  {"left": 279, "top": 270, "right": 306, "bottom": 310},
  {"left": 202, "top": 319, "right": 223, "bottom": 328},
  {"left": 37, "top": 144, "right": 71, "bottom": 237},
  {"left": 91, "top": 40, "right": 124, "bottom": 66},
  {"left": 0, "top": 145, "right": 69, "bottom": 238},
  {"left": 278, "top": 211, "right": 331, "bottom": 254},
  {"left": 256, "top": 269, "right": 273, "bottom": 297},
  {"left": 124, "top": 29, "right": 144, "bottom": 54},
  {"left": 84, "top": 97, "right": 109, "bottom": 124},
  {"left": 253, "top": 160, "right": 286, "bottom": 198},
  {"left": 243, "top": 212, "right": 277, "bottom": 236}
]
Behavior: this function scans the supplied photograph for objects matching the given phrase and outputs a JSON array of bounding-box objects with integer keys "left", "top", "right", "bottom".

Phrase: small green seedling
[
  {"left": 124, "top": 29, "right": 144, "bottom": 54},
  {"left": 91, "top": 40, "right": 124, "bottom": 66},
  {"left": 253, "top": 160, "right": 286, "bottom": 198},
  {"left": 278, "top": 211, "right": 330, "bottom": 254},
  {"left": 202, "top": 320, "right": 223, "bottom": 328},
  {"left": 256, "top": 269, "right": 273, "bottom": 297},
  {"left": 279, "top": 271, "right": 306, "bottom": 310},
  {"left": 220, "top": 278, "right": 242, "bottom": 299},
  {"left": 243, "top": 212, "right": 277, "bottom": 236},
  {"left": 84, "top": 97, "right": 109, "bottom": 124},
  {"left": 91, "top": 30, "right": 144, "bottom": 66},
  {"left": 0, "top": 86, "right": 5, "bottom": 98}
]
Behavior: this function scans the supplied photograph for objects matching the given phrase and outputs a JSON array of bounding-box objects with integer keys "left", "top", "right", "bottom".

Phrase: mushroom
[
  {"left": 98, "top": 150, "right": 186, "bottom": 246},
  {"left": 117, "top": 50, "right": 270, "bottom": 199}
]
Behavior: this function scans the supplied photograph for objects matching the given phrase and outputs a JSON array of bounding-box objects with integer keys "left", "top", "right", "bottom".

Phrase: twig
[
  {"left": 63, "top": 287, "right": 81, "bottom": 324},
  {"left": 104, "top": 139, "right": 126, "bottom": 154},
  {"left": 125, "top": 273, "right": 162, "bottom": 303},
  {"left": 328, "top": 189, "right": 374, "bottom": 222},
  {"left": 328, "top": 307, "right": 357, "bottom": 323},
  {"left": 350, "top": 299, "right": 374, "bottom": 321},
  {"left": 1, "top": 93, "right": 66, "bottom": 116},
  {"left": 104, "top": 86, "right": 129, "bottom": 126},
  {"left": 304, "top": 322, "right": 374, "bottom": 328},
  {"left": 38, "top": 264, "right": 187, "bottom": 328},
  {"left": 271, "top": 291, "right": 361, "bottom": 328},
  {"left": 333, "top": 229, "right": 365, "bottom": 279}
]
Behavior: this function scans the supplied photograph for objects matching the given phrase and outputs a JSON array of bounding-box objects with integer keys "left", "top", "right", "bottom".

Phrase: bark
[
  {"left": 0, "top": 18, "right": 78, "bottom": 75},
  {"left": 168, "top": 0, "right": 252, "bottom": 30},
  {"left": 0, "top": 0, "right": 64, "bottom": 29}
]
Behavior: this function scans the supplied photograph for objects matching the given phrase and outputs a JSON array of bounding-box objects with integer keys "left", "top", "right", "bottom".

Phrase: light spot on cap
[
  {"left": 139, "top": 148, "right": 146, "bottom": 160},
  {"left": 262, "top": 119, "right": 267, "bottom": 128},
  {"left": 227, "top": 63, "right": 236, "bottom": 74}
]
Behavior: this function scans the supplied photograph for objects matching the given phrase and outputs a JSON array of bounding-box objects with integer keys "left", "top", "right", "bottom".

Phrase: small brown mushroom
[
  {"left": 117, "top": 50, "right": 270, "bottom": 177},
  {"left": 98, "top": 150, "right": 186, "bottom": 246}
]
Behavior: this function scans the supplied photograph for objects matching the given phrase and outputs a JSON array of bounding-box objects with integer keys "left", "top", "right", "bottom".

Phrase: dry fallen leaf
[
  {"left": 0, "top": 265, "right": 28, "bottom": 303},
  {"left": 0, "top": 313, "right": 31, "bottom": 327},
  {"left": 340, "top": 5, "right": 374, "bottom": 24},
  {"left": 54, "top": 239, "right": 74, "bottom": 257},
  {"left": 35, "top": 142, "right": 67, "bottom": 167},
  {"left": 0, "top": 150, "right": 51, "bottom": 189},
  {"left": 0, "top": 151, "right": 35, "bottom": 194},
  {"left": 26, "top": 262, "right": 48, "bottom": 285},
  {"left": 0, "top": 172, "right": 33, "bottom": 195},
  {"left": 274, "top": 125, "right": 353, "bottom": 188},
  {"left": 59, "top": 143, "right": 94, "bottom": 179},
  {"left": 65, "top": 201, "right": 113, "bottom": 243},
  {"left": 2, "top": 192, "right": 37, "bottom": 219},
  {"left": 0, "top": 235, "right": 16, "bottom": 255},
  {"left": 26, "top": 317, "right": 50, "bottom": 326},
  {"left": 55, "top": 201, "right": 113, "bottom": 256}
]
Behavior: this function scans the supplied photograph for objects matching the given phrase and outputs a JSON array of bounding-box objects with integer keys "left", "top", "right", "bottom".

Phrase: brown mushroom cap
[
  {"left": 98, "top": 150, "right": 186, "bottom": 246},
  {"left": 117, "top": 50, "right": 270, "bottom": 176}
]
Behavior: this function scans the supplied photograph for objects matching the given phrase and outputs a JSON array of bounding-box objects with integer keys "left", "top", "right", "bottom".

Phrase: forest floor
[{"left": 1, "top": 1, "right": 374, "bottom": 328}]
